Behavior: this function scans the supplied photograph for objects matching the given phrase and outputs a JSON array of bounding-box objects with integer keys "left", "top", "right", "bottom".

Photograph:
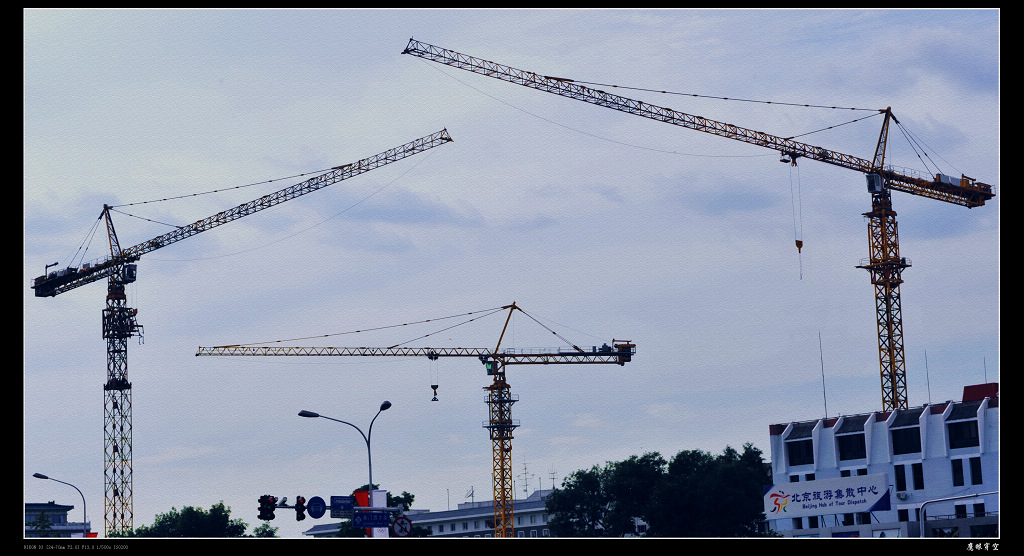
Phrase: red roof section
[{"left": 963, "top": 382, "right": 998, "bottom": 403}]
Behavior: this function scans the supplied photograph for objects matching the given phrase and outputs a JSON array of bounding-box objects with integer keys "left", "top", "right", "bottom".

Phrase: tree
[
  {"left": 28, "top": 511, "right": 54, "bottom": 537},
  {"left": 646, "top": 443, "right": 771, "bottom": 536},
  {"left": 546, "top": 444, "right": 772, "bottom": 537},
  {"left": 545, "top": 464, "right": 611, "bottom": 536},
  {"left": 251, "top": 522, "right": 278, "bottom": 538},
  {"left": 111, "top": 501, "right": 251, "bottom": 537},
  {"left": 545, "top": 452, "right": 666, "bottom": 537}
]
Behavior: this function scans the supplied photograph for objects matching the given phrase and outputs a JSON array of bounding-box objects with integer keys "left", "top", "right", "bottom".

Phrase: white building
[
  {"left": 25, "top": 501, "right": 92, "bottom": 538},
  {"left": 408, "top": 489, "right": 554, "bottom": 538},
  {"left": 766, "top": 382, "right": 998, "bottom": 538},
  {"left": 300, "top": 489, "right": 555, "bottom": 538}
]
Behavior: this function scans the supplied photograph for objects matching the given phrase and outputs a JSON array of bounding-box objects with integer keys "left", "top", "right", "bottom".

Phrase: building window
[
  {"left": 973, "top": 503, "right": 986, "bottom": 517},
  {"left": 891, "top": 427, "right": 921, "bottom": 454},
  {"left": 894, "top": 463, "right": 923, "bottom": 491},
  {"left": 837, "top": 433, "right": 866, "bottom": 460},
  {"left": 792, "top": 517, "right": 803, "bottom": 530},
  {"left": 948, "top": 420, "right": 980, "bottom": 449},
  {"left": 969, "top": 456, "right": 983, "bottom": 485},
  {"left": 894, "top": 464, "right": 907, "bottom": 491},
  {"left": 786, "top": 439, "right": 814, "bottom": 466},
  {"left": 955, "top": 504, "right": 968, "bottom": 519},
  {"left": 808, "top": 516, "right": 819, "bottom": 529},
  {"left": 898, "top": 509, "right": 909, "bottom": 522},
  {"left": 952, "top": 459, "right": 965, "bottom": 487}
]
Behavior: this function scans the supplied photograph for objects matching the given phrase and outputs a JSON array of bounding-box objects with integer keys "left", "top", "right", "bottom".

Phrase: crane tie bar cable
[{"left": 570, "top": 79, "right": 884, "bottom": 112}]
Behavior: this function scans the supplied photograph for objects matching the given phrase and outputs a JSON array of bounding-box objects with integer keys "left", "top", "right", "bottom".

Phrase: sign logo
[{"left": 769, "top": 492, "right": 791, "bottom": 514}]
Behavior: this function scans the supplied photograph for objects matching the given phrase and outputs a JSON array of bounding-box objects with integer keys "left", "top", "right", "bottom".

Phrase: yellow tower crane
[
  {"left": 196, "top": 302, "right": 636, "bottom": 538},
  {"left": 401, "top": 39, "right": 996, "bottom": 412},
  {"left": 30, "top": 129, "right": 453, "bottom": 535}
]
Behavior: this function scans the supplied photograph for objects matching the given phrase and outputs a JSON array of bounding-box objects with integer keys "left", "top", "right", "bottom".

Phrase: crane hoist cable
[{"left": 789, "top": 159, "right": 804, "bottom": 280}]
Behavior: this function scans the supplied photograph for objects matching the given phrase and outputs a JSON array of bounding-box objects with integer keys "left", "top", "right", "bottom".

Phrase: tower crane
[
  {"left": 401, "top": 38, "right": 996, "bottom": 412},
  {"left": 29, "top": 129, "right": 453, "bottom": 535},
  {"left": 196, "top": 302, "right": 636, "bottom": 537}
]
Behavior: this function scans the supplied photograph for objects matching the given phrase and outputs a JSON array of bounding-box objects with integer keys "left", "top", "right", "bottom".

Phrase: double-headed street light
[
  {"left": 299, "top": 400, "right": 392, "bottom": 494},
  {"left": 32, "top": 473, "right": 88, "bottom": 538}
]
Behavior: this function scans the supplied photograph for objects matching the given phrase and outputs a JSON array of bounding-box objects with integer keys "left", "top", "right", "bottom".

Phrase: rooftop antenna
[
  {"left": 819, "top": 331, "right": 828, "bottom": 419},
  {"left": 925, "top": 350, "right": 932, "bottom": 404}
]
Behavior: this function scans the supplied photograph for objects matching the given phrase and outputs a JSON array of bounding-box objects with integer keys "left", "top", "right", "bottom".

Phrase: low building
[
  {"left": 408, "top": 489, "right": 555, "bottom": 538},
  {"left": 300, "top": 489, "right": 555, "bottom": 538},
  {"left": 765, "top": 382, "right": 998, "bottom": 538},
  {"left": 25, "top": 501, "right": 92, "bottom": 538}
]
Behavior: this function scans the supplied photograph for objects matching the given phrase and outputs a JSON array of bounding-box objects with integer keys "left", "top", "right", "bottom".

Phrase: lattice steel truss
[
  {"left": 858, "top": 189, "right": 910, "bottom": 411},
  {"left": 483, "top": 364, "right": 518, "bottom": 537},
  {"left": 102, "top": 275, "right": 141, "bottom": 535}
]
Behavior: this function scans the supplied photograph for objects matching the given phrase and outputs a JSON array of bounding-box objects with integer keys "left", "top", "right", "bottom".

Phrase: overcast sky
[{"left": 24, "top": 9, "right": 999, "bottom": 539}]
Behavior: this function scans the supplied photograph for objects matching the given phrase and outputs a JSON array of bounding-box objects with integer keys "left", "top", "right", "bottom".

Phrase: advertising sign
[{"left": 764, "top": 472, "right": 890, "bottom": 519}]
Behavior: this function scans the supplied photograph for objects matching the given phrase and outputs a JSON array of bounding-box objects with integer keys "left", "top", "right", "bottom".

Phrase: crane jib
[
  {"left": 31, "top": 129, "right": 453, "bottom": 298},
  {"left": 402, "top": 39, "right": 994, "bottom": 207}
]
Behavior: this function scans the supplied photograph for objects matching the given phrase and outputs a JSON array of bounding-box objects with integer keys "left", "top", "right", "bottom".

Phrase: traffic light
[
  {"left": 258, "top": 495, "right": 271, "bottom": 520},
  {"left": 258, "top": 494, "right": 277, "bottom": 521},
  {"left": 295, "top": 496, "right": 306, "bottom": 521}
]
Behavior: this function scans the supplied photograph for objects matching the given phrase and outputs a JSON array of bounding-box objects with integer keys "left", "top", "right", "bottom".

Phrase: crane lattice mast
[
  {"left": 32, "top": 129, "right": 453, "bottom": 535},
  {"left": 401, "top": 39, "right": 996, "bottom": 411}
]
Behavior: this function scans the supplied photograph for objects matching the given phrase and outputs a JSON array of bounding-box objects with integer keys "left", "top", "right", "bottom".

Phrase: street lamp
[
  {"left": 32, "top": 473, "right": 88, "bottom": 538},
  {"left": 299, "top": 401, "right": 392, "bottom": 494}
]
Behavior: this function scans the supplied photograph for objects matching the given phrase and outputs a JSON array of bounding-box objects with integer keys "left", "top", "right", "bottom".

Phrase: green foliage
[
  {"left": 251, "top": 522, "right": 278, "bottom": 538},
  {"left": 111, "top": 501, "right": 251, "bottom": 537},
  {"left": 546, "top": 443, "right": 772, "bottom": 537},
  {"left": 28, "top": 511, "right": 55, "bottom": 537}
]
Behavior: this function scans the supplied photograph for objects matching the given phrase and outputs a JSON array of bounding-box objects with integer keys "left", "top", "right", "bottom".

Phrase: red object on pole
[{"left": 353, "top": 490, "right": 372, "bottom": 537}]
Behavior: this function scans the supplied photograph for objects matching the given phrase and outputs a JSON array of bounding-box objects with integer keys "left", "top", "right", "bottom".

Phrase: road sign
[
  {"left": 331, "top": 496, "right": 355, "bottom": 519},
  {"left": 307, "top": 496, "right": 326, "bottom": 519},
  {"left": 352, "top": 511, "right": 390, "bottom": 528},
  {"left": 392, "top": 515, "right": 412, "bottom": 537}
]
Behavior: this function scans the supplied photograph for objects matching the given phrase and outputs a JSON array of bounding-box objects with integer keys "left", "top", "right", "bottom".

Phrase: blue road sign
[
  {"left": 331, "top": 496, "right": 355, "bottom": 519},
  {"left": 307, "top": 496, "right": 326, "bottom": 519},
  {"left": 352, "top": 511, "right": 390, "bottom": 528}
]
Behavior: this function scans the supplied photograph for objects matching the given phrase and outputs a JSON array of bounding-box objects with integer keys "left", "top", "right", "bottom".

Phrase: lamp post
[
  {"left": 299, "top": 400, "right": 391, "bottom": 495},
  {"left": 33, "top": 473, "right": 87, "bottom": 538}
]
